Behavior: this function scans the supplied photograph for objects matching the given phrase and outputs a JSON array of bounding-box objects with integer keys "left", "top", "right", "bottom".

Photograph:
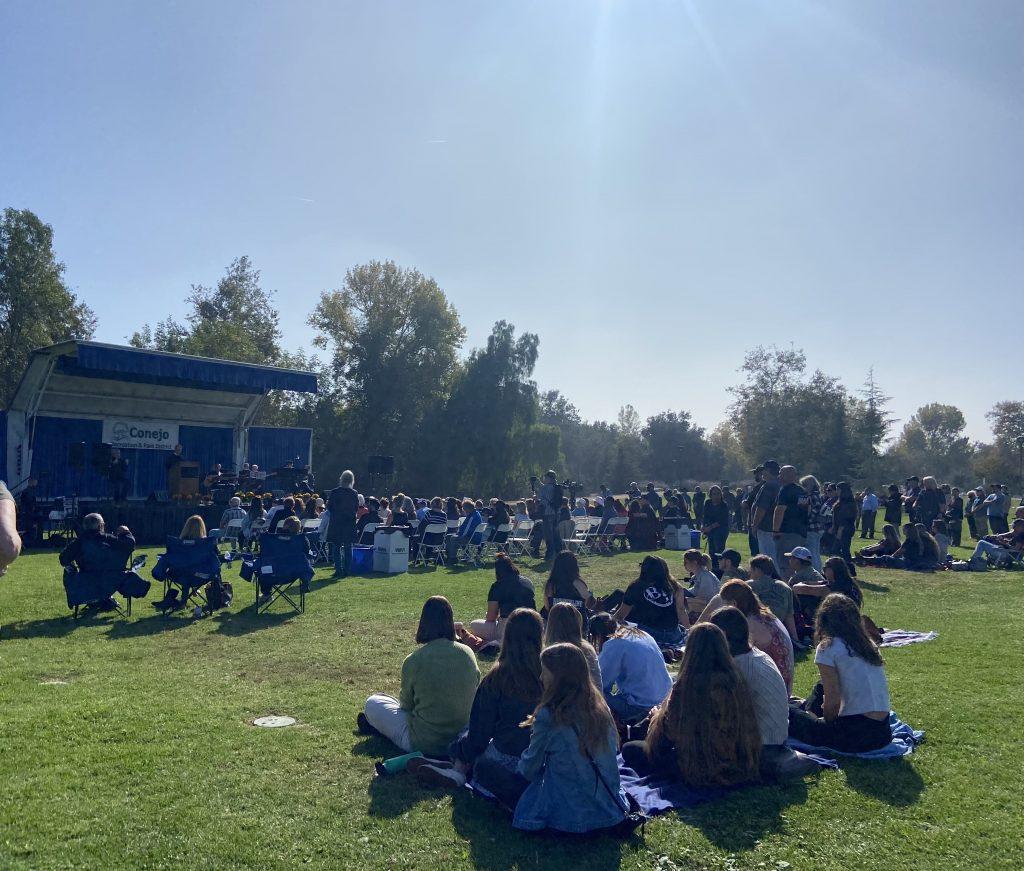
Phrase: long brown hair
[
  {"left": 544, "top": 603, "right": 599, "bottom": 666},
  {"left": 815, "top": 593, "right": 883, "bottom": 666},
  {"left": 483, "top": 608, "right": 543, "bottom": 703},
  {"left": 719, "top": 580, "right": 772, "bottom": 620},
  {"left": 523, "top": 643, "right": 614, "bottom": 756},
  {"left": 645, "top": 623, "right": 761, "bottom": 788},
  {"left": 625, "top": 555, "right": 681, "bottom": 599}
]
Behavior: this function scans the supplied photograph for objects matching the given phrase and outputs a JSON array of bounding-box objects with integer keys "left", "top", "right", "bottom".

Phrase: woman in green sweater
[{"left": 360, "top": 596, "right": 480, "bottom": 755}]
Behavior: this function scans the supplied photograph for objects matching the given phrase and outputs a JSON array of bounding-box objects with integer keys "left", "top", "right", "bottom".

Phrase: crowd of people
[{"left": 357, "top": 536, "right": 895, "bottom": 835}]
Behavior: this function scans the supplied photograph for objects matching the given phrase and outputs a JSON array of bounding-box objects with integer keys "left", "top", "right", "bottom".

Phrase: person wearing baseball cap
[
  {"left": 715, "top": 548, "right": 748, "bottom": 581},
  {"left": 784, "top": 546, "right": 824, "bottom": 585}
]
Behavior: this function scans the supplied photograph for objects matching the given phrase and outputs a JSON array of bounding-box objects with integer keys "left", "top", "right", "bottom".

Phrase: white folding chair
[
  {"left": 480, "top": 523, "right": 512, "bottom": 561},
  {"left": 564, "top": 517, "right": 592, "bottom": 561},
  {"left": 247, "top": 518, "right": 269, "bottom": 553},
  {"left": 457, "top": 524, "right": 492, "bottom": 566},
  {"left": 357, "top": 522, "right": 378, "bottom": 545},
  {"left": 600, "top": 516, "right": 628, "bottom": 554},
  {"left": 220, "top": 518, "right": 246, "bottom": 550},
  {"left": 413, "top": 522, "right": 448, "bottom": 568},
  {"left": 301, "top": 518, "right": 330, "bottom": 565},
  {"left": 506, "top": 520, "right": 535, "bottom": 559}
]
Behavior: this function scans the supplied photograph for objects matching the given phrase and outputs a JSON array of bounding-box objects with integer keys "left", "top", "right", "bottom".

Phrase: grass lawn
[{"left": 2, "top": 532, "right": 1022, "bottom": 870}]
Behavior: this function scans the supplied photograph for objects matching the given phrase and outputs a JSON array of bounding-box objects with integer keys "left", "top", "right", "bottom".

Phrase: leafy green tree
[
  {"left": 131, "top": 256, "right": 283, "bottom": 364},
  {"left": 308, "top": 260, "right": 465, "bottom": 485},
  {"left": 886, "top": 403, "right": 973, "bottom": 485},
  {"left": 0, "top": 208, "right": 96, "bottom": 406}
]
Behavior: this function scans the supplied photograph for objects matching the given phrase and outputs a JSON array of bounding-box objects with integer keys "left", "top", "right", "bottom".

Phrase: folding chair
[
  {"left": 457, "top": 524, "right": 493, "bottom": 566},
  {"left": 241, "top": 533, "right": 314, "bottom": 614},
  {"left": 480, "top": 523, "right": 512, "bottom": 562},
  {"left": 151, "top": 536, "right": 225, "bottom": 615},
  {"left": 63, "top": 555, "right": 150, "bottom": 619},
  {"left": 357, "top": 522, "right": 378, "bottom": 545},
  {"left": 413, "top": 522, "right": 448, "bottom": 567},
  {"left": 219, "top": 518, "right": 246, "bottom": 551},
  {"left": 247, "top": 518, "right": 269, "bottom": 552},
  {"left": 602, "top": 516, "right": 628, "bottom": 553},
  {"left": 506, "top": 519, "right": 536, "bottom": 559},
  {"left": 301, "top": 518, "right": 331, "bottom": 566},
  {"left": 564, "top": 517, "right": 593, "bottom": 562}
]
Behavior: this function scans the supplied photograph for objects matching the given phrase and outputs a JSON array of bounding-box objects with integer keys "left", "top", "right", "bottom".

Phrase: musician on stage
[{"left": 108, "top": 449, "right": 130, "bottom": 502}]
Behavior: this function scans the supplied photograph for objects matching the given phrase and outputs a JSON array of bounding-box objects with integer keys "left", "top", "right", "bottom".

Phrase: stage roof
[{"left": 7, "top": 341, "right": 318, "bottom": 427}]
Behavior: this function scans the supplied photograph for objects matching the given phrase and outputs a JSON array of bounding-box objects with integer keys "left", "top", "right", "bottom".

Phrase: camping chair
[
  {"left": 151, "top": 536, "right": 225, "bottom": 615},
  {"left": 479, "top": 523, "right": 512, "bottom": 562},
  {"left": 506, "top": 519, "right": 535, "bottom": 559},
  {"left": 241, "top": 532, "right": 314, "bottom": 614},
  {"left": 63, "top": 554, "right": 150, "bottom": 619},
  {"left": 413, "top": 522, "right": 448, "bottom": 568}
]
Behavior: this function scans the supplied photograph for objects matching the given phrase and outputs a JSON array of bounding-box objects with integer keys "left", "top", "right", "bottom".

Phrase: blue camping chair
[
  {"left": 151, "top": 536, "right": 226, "bottom": 614},
  {"left": 63, "top": 554, "right": 150, "bottom": 619},
  {"left": 240, "top": 533, "right": 314, "bottom": 614}
]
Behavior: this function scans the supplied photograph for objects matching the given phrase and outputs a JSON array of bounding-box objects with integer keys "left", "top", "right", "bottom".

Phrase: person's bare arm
[
  {"left": 0, "top": 497, "right": 22, "bottom": 576},
  {"left": 791, "top": 582, "right": 826, "bottom": 597},
  {"left": 784, "top": 613, "right": 800, "bottom": 642},
  {"left": 485, "top": 602, "right": 500, "bottom": 623},
  {"left": 772, "top": 505, "right": 786, "bottom": 533},
  {"left": 612, "top": 603, "right": 632, "bottom": 623},
  {"left": 818, "top": 664, "right": 842, "bottom": 721},
  {"left": 675, "top": 593, "right": 692, "bottom": 629}
]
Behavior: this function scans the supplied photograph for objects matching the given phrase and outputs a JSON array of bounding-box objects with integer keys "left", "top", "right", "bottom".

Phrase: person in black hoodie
[
  {"left": 412, "top": 607, "right": 544, "bottom": 789},
  {"left": 326, "top": 471, "right": 360, "bottom": 577}
]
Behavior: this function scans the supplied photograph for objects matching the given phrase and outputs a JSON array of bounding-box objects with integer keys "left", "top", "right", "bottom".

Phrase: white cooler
[
  {"left": 663, "top": 525, "right": 691, "bottom": 551},
  {"left": 373, "top": 527, "right": 409, "bottom": 574}
]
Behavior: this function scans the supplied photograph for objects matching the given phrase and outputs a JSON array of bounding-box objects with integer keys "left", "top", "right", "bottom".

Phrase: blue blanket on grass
[
  {"left": 880, "top": 629, "right": 938, "bottom": 648},
  {"left": 786, "top": 713, "right": 924, "bottom": 760}
]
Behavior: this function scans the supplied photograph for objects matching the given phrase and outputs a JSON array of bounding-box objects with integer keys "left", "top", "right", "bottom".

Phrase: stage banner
[{"left": 102, "top": 418, "right": 180, "bottom": 451}]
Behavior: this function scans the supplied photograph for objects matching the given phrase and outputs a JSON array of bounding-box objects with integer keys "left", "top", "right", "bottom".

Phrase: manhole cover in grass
[{"left": 253, "top": 715, "right": 296, "bottom": 728}]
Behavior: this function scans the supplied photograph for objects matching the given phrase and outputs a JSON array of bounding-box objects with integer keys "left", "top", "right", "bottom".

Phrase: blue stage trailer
[{"left": 3, "top": 342, "right": 317, "bottom": 500}]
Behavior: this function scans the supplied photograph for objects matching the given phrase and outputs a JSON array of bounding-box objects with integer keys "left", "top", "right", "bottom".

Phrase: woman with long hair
[
  {"left": 589, "top": 613, "right": 673, "bottom": 725},
  {"left": 467, "top": 553, "right": 536, "bottom": 644},
  {"left": 544, "top": 602, "right": 602, "bottom": 687},
  {"left": 625, "top": 498, "right": 658, "bottom": 551},
  {"left": 793, "top": 556, "right": 863, "bottom": 618},
  {"left": 476, "top": 643, "right": 627, "bottom": 834},
  {"left": 179, "top": 514, "right": 207, "bottom": 540},
  {"left": 623, "top": 623, "right": 761, "bottom": 787},
  {"left": 543, "top": 551, "right": 596, "bottom": 614},
  {"left": 857, "top": 523, "right": 901, "bottom": 559},
  {"left": 700, "top": 485, "right": 731, "bottom": 573},
  {"left": 916, "top": 522, "right": 942, "bottom": 567},
  {"left": 911, "top": 476, "right": 946, "bottom": 530},
  {"left": 414, "top": 608, "right": 544, "bottom": 790},
  {"left": 788, "top": 593, "right": 892, "bottom": 753},
  {"left": 612, "top": 555, "right": 690, "bottom": 650},
  {"left": 361, "top": 596, "right": 480, "bottom": 755},
  {"left": 682, "top": 548, "right": 720, "bottom": 615},
  {"left": 718, "top": 580, "right": 794, "bottom": 691}
]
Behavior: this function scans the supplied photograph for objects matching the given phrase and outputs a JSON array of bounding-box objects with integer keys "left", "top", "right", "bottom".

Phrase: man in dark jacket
[
  {"left": 59, "top": 513, "right": 136, "bottom": 610},
  {"left": 327, "top": 470, "right": 360, "bottom": 577}
]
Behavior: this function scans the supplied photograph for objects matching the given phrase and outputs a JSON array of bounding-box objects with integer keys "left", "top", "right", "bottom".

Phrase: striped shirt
[{"left": 733, "top": 647, "right": 789, "bottom": 746}]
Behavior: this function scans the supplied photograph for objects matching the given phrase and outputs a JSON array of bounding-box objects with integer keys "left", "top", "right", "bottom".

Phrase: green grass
[{"left": 1, "top": 534, "right": 1022, "bottom": 870}]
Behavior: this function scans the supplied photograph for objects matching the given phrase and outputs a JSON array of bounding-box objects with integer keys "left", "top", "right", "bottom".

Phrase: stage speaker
[
  {"left": 68, "top": 442, "right": 87, "bottom": 471},
  {"left": 368, "top": 455, "right": 395, "bottom": 476},
  {"left": 91, "top": 442, "right": 113, "bottom": 471}
]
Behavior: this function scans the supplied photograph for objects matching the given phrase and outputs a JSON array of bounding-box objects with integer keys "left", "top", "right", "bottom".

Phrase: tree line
[{"left": 2, "top": 206, "right": 1022, "bottom": 496}]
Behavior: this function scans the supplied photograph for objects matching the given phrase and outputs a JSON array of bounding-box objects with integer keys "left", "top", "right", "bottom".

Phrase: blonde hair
[
  {"left": 180, "top": 515, "right": 207, "bottom": 540},
  {"left": 923, "top": 476, "right": 937, "bottom": 490}
]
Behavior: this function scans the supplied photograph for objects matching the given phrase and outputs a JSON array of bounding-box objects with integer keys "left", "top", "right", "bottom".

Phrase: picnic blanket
[
  {"left": 786, "top": 713, "right": 924, "bottom": 760},
  {"left": 880, "top": 629, "right": 938, "bottom": 648}
]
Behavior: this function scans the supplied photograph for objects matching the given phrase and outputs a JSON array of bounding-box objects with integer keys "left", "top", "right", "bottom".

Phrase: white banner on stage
[{"left": 102, "top": 418, "right": 180, "bottom": 451}]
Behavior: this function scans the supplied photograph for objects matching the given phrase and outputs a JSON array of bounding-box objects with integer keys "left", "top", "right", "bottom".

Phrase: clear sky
[{"left": 2, "top": 1, "right": 1021, "bottom": 441}]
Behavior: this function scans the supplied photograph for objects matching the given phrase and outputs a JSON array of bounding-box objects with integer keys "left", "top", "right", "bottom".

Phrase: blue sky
[{"left": 2, "top": 1, "right": 1021, "bottom": 441}]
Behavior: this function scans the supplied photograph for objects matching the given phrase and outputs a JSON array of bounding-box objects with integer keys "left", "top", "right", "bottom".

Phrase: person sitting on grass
[
  {"left": 612, "top": 555, "right": 690, "bottom": 652},
  {"left": 858, "top": 522, "right": 937, "bottom": 571},
  {"left": 968, "top": 518, "right": 1024, "bottom": 568},
  {"left": 707, "top": 607, "right": 820, "bottom": 781},
  {"left": 792, "top": 556, "right": 862, "bottom": 622},
  {"left": 716, "top": 547, "right": 749, "bottom": 582},
  {"left": 544, "top": 602, "right": 602, "bottom": 687},
  {"left": 464, "top": 553, "right": 537, "bottom": 646},
  {"left": 412, "top": 608, "right": 544, "bottom": 790},
  {"left": 785, "top": 546, "right": 825, "bottom": 586},
  {"left": 747, "top": 555, "right": 800, "bottom": 646},
  {"left": 788, "top": 593, "right": 893, "bottom": 753},
  {"left": 542, "top": 551, "right": 597, "bottom": 616},
  {"left": 621, "top": 623, "right": 761, "bottom": 788},
  {"left": 699, "top": 581, "right": 794, "bottom": 692},
  {"left": 857, "top": 523, "right": 901, "bottom": 559},
  {"left": 930, "top": 518, "right": 951, "bottom": 561},
  {"left": 472, "top": 643, "right": 629, "bottom": 835},
  {"left": 589, "top": 613, "right": 672, "bottom": 728},
  {"left": 681, "top": 548, "right": 721, "bottom": 617},
  {"left": 360, "top": 596, "right": 480, "bottom": 756}
]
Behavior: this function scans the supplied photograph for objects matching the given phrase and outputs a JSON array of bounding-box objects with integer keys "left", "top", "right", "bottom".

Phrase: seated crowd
[{"left": 357, "top": 533, "right": 897, "bottom": 836}]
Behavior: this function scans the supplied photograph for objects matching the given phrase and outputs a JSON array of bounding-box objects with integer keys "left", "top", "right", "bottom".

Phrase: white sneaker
[{"left": 415, "top": 764, "right": 467, "bottom": 790}]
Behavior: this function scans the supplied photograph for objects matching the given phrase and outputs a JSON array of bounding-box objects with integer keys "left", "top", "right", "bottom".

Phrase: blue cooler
[
  {"left": 351, "top": 545, "right": 374, "bottom": 574},
  {"left": 690, "top": 529, "right": 702, "bottom": 549}
]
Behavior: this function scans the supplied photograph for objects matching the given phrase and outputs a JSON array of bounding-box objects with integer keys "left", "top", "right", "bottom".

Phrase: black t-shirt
[
  {"left": 487, "top": 574, "right": 537, "bottom": 618},
  {"left": 754, "top": 480, "right": 781, "bottom": 531},
  {"left": 776, "top": 482, "right": 808, "bottom": 535},
  {"left": 623, "top": 581, "right": 679, "bottom": 631}
]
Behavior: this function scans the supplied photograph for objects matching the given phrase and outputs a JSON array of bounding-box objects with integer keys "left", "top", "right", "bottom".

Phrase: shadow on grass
[
  {"left": 858, "top": 580, "right": 891, "bottom": 593},
  {"left": 211, "top": 607, "right": 294, "bottom": 636},
  {"left": 2, "top": 613, "right": 93, "bottom": 640},
  {"left": 104, "top": 611, "right": 205, "bottom": 639},
  {"left": 842, "top": 758, "right": 924, "bottom": 806},
  {"left": 680, "top": 778, "right": 810, "bottom": 852},
  {"left": 449, "top": 789, "right": 627, "bottom": 870}
]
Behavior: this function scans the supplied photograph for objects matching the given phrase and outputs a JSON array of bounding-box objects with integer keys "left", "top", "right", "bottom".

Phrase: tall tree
[
  {"left": 887, "top": 403, "right": 973, "bottom": 485},
  {"left": 0, "top": 208, "right": 96, "bottom": 406},
  {"left": 308, "top": 260, "right": 465, "bottom": 484},
  {"left": 851, "top": 368, "right": 895, "bottom": 479},
  {"left": 130, "top": 256, "right": 282, "bottom": 363}
]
